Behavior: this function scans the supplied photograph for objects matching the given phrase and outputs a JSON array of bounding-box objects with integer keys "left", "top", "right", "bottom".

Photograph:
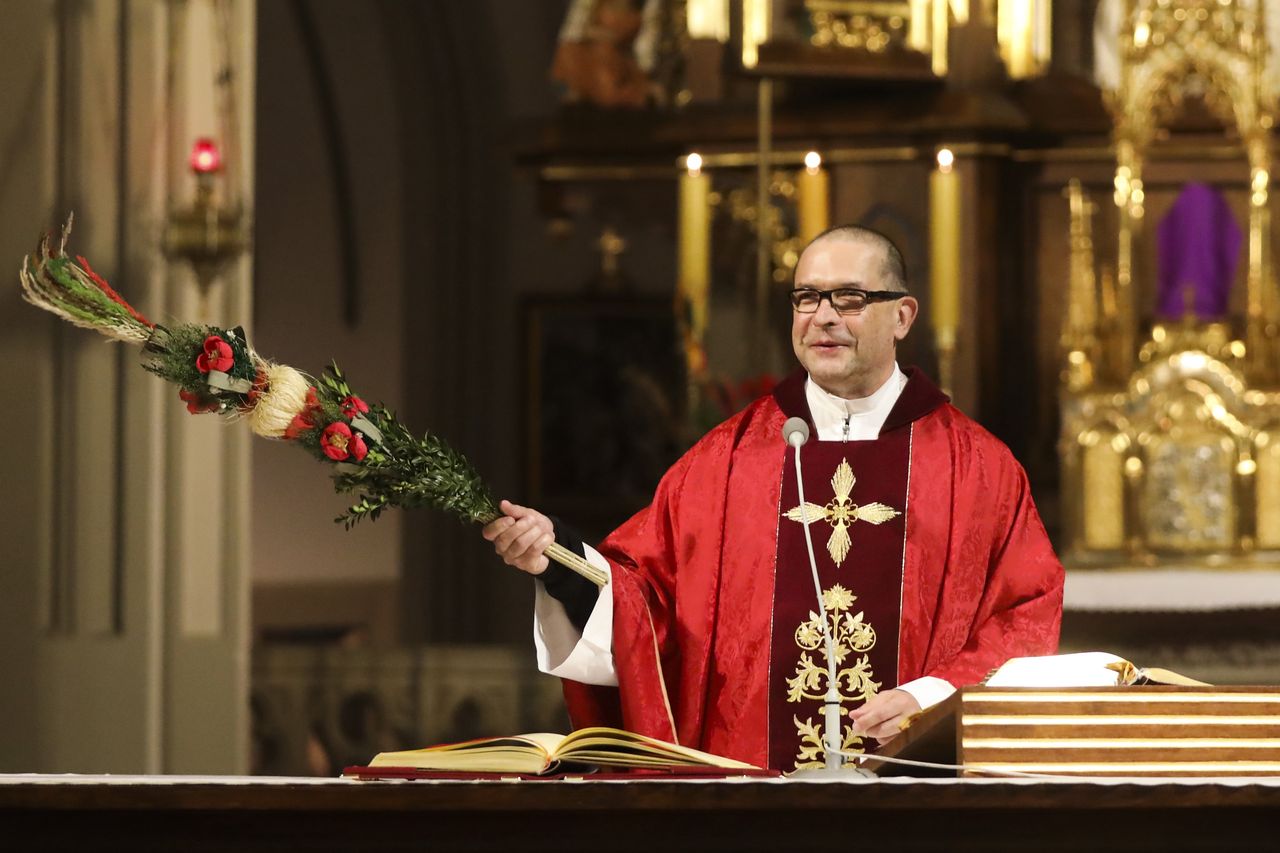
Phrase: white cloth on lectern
[{"left": 532, "top": 363, "right": 956, "bottom": 708}]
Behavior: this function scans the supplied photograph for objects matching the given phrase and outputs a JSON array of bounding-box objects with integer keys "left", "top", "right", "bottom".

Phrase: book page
[
  {"left": 984, "top": 652, "right": 1129, "bottom": 687},
  {"left": 1135, "top": 666, "right": 1210, "bottom": 687},
  {"left": 556, "top": 727, "right": 759, "bottom": 769},
  {"left": 368, "top": 733, "right": 566, "bottom": 774}
]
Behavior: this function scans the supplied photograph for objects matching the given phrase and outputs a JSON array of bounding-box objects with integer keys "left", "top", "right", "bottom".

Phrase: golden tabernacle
[{"left": 1059, "top": 0, "right": 1280, "bottom": 568}]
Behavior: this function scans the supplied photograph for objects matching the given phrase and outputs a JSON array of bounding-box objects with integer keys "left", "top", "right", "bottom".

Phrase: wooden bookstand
[{"left": 866, "top": 686, "right": 1280, "bottom": 777}]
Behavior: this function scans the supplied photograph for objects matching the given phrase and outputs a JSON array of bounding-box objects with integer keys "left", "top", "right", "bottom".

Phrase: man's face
[{"left": 790, "top": 237, "right": 918, "bottom": 398}]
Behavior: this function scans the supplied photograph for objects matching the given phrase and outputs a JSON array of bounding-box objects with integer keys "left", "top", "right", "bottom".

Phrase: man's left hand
[{"left": 848, "top": 689, "right": 921, "bottom": 743}]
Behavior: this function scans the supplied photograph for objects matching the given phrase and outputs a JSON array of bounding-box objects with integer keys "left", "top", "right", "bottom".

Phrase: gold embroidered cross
[{"left": 783, "top": 458, "right": 901, "bottom": 566}]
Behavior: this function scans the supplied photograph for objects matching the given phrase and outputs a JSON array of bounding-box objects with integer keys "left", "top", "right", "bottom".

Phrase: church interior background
[{"left": 3, "top": 0, "right": 1280, "bottom": 776}]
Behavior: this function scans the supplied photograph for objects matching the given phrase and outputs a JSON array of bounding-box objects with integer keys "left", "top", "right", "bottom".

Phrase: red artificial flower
[
  {"left": 178, "top": 388, "right": 220, "bottom": 415},
  {"left": 245, "top": 369, "right": 268, "bottom": 407},
  {"left": 321, "top": 421, "right": 368, "bottom": 462},
  {"left": 350, "top": 431, "right": 368, "bottom": 462},
  {"left": 284, "top": 413, "right": 312, "bottom": 440},
  {"left": 196, "top": 335, "right": 234, "bottom": 374},
  {"left": 340, "top": 395, "right": 369, "bottom": 419},
  {"left": 283, "top": 387, "right": 324, "bottom": 440},
  {"left": 321, "top": 422, "right": 352, "bottom": 459}
]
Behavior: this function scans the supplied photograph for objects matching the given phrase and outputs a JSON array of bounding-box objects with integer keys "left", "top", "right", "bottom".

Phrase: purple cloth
[{"left": 1155, "top": 183, "right": 1242, "bottom": 319}]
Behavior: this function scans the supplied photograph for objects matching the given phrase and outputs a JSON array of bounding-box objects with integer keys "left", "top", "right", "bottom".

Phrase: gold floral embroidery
[
  {"left": 783, "top": 458, "right": 900, "bottom": 566},
  {"left": 787, "top": 583, "right": 880, "bottom": 769},
  {"left": 794, "top": 714, "right": 870, "bottom": 768}
]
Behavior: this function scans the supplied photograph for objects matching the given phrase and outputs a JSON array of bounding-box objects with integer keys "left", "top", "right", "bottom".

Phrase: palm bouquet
[{"left": 19, "top": 217, "right": 606, "bottom": 586}]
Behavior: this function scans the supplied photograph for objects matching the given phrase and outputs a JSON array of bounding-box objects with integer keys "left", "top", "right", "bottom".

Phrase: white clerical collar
[{"left": 804, "top": 363, "right": 907, "bottom": 441}]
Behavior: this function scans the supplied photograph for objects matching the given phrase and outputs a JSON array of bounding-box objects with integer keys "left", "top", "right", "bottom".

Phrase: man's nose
[{"left": 812, "top": 296, "right": 842, "bottom": 324}]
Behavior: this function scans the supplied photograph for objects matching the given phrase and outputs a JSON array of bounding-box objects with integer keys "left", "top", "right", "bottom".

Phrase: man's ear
[{"left": 894, "top": 296, "right": 919, "bottom": 341}]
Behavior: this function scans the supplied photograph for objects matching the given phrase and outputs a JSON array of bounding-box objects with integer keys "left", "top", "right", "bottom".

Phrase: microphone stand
[{"left": 788, "top": 426, "right": 875, "bottom": 778}]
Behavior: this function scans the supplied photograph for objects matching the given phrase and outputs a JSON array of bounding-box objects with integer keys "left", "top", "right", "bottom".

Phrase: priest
[{"left": 484, "top": 225, "right": 1064, "bottom": 771}]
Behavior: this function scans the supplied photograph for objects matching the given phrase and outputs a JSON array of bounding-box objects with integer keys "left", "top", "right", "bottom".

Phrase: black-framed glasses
[{"left": 788, "top": 287, "right": 906, "bottom": 315}]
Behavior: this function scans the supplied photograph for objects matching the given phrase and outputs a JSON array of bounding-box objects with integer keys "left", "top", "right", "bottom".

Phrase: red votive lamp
[{"left": 189, "top": 138, "right": 222, "bottom": 174}]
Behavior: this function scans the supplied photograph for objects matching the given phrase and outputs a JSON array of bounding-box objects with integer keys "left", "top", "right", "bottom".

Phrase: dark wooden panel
[{"left": 4, "top": 777, "right": 1280, "bottom": 852}]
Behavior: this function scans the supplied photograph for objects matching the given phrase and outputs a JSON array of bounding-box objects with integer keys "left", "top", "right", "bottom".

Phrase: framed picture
[{"left": 524, "top": 295, "right": 686, "bottom": 540}]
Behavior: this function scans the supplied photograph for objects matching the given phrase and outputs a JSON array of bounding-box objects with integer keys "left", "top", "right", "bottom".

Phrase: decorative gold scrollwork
[{"left": 787, "top": 583, "right": 880, "bottom": 769}]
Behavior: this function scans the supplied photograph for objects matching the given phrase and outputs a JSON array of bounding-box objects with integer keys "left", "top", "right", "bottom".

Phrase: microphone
[
  {"left": 781, "top": 417, "right": 844, "bottom": 771},
  {"left": 782, "top": 416, "right": 809, "bottom": 449}
]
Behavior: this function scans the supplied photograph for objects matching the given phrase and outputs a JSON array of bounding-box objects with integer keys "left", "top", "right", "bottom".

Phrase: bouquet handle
[
  {"left": 546, "top": 542, "right": 609, "bottom": 587},
  {"left": 476, "top": 512, "right": 608, "bottom": 587}
]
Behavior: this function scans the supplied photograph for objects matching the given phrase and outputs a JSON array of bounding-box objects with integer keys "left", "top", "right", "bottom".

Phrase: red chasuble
[{"left": 562, "top": 367, "right": 1064, "bottom": 771}]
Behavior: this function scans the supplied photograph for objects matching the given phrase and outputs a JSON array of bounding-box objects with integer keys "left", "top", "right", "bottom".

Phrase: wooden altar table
[{"left": 2, "top": 773, "right": 1279, "bottom": 852}]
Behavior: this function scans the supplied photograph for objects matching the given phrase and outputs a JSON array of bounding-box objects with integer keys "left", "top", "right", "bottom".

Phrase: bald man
[{"left": 485, "top": 225, "right": 1063, "bottom": 772}]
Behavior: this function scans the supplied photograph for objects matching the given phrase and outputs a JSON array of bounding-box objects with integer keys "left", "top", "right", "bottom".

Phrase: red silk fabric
[{"left": 563, "top": 368, "right": 1064, "bottom": 770}]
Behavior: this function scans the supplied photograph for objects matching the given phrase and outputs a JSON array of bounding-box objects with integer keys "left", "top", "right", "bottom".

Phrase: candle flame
[
  {"left": 686, "top": 153, "right": 703, "bottom": 176},
  {"left": 190, "top": 137, "right": 222, "bottom": 174},
  {"left": 804, "top": 151, "right": 822, "bottom": 174},
  {"left": 936, "top": 148, "right": 955, "bottom": 174}
]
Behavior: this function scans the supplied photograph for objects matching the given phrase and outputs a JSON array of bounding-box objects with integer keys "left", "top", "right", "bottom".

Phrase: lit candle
[
  {"left": 930, "top": 147, "right": 961, "bottom": 337},
  {"left": 679, "top": 154, "right": 711, "bottom": 344},
  {"left": 906, "top": 0, "right": 929, "bottom": 51},
  {"left": 686, "top": 0, "right": 729, "bottom": 41},
  {"left": 796, "top": 151, "right": 829, "bottom": 245},
  {"left": 189, "top": 138, "right": 222, "bottom": 174}
]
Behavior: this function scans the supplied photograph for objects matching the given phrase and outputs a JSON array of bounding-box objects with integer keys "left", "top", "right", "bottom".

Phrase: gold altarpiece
[{"left": 1061, "top": 0, "right": 1280, "bottom": 567}]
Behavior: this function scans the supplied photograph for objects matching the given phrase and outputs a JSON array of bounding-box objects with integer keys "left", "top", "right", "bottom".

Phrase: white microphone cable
[{"left": 782, "top": 417, "right": 844, "bottom": 770}]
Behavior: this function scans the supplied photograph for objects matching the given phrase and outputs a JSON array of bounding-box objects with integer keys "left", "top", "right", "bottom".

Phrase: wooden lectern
[{"left": 868, "top": 686, "right": 1280, "bottom": 777}]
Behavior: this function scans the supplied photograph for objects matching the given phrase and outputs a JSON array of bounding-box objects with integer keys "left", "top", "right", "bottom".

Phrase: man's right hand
[{"left": 482, "top": 499, "right": 555, "bottom": 576}]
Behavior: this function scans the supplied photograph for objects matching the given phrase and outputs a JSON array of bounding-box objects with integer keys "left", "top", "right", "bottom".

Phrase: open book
[
  {"left": 983, "top": 651, "right": 1209, "bottom": 688},
  {"left": 353, "top": 726, "right": 762, "bottom": 777}
]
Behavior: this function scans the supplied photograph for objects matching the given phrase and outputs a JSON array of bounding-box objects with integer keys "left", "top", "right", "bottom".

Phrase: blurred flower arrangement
[
  {"left": 683, "top": 340, "right": 778, "bottom": 437},
  {"left": 701, "top": 372, "right": 779, "bottom": 420},
  {"left": 688, "top": 370, "right": 779, "bottom": 438}
]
